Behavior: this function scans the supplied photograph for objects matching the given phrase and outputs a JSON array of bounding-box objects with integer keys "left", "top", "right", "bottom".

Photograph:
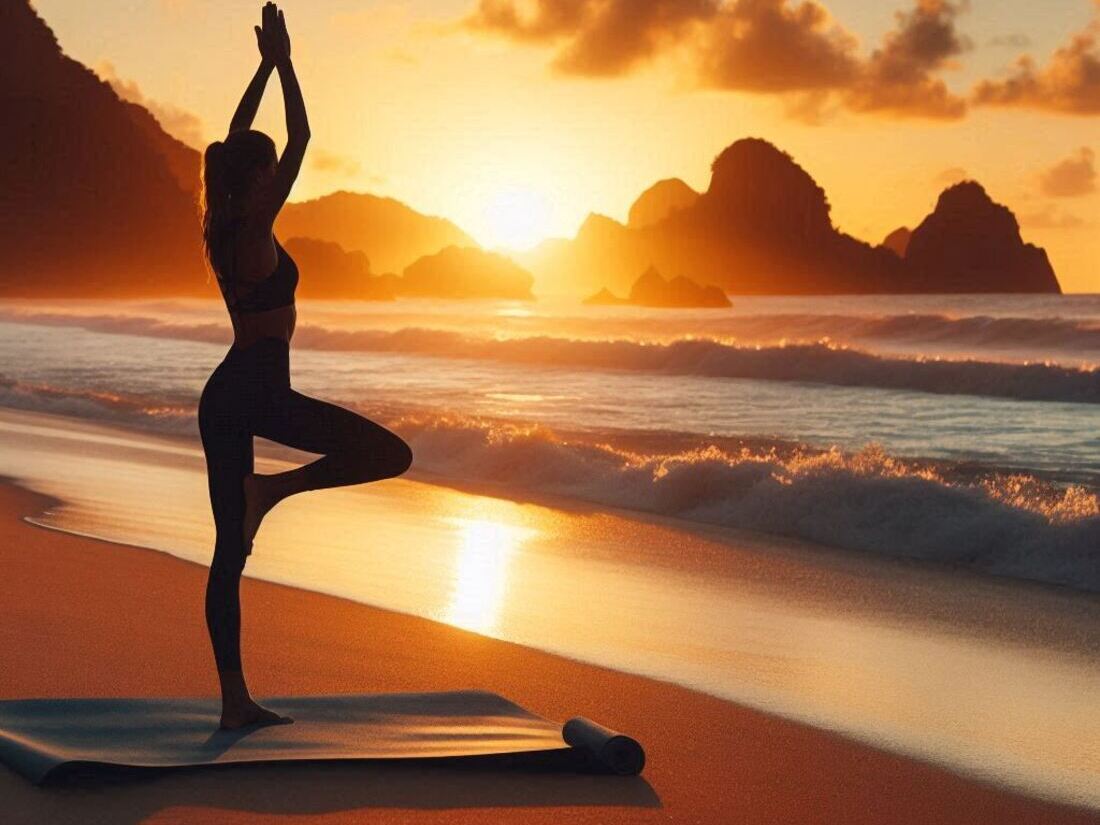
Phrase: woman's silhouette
[{"left": 197, "top": 2, "right": 412, "bottom": 729}]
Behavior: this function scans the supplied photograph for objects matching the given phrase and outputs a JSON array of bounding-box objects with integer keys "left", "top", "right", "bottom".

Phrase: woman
[{"left": 197, "top": 2, "right": 413, "bottom": 729}]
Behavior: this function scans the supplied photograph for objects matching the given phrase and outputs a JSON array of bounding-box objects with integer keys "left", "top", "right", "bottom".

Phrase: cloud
[
  {"left": 1039, "top": 147, "right": 1097, "bottom": 197},
  {"left": 463, "top": 0, "right": 971, "bottom": 120},
  {"left": 972, "top": 3, "right": 1100, "bottom": 114},
  {"left": 844, "top": 0, "right": 970, "bottom": 119},
  {"left": 310, "top": 148, "right": 363, "bottom": 178},
  {"left": 465, "top": 0, "right": 717, "bottom": 76},
  {"left": 95, "top": 61, "right": 206, "bottom": 148},
  {"left": 465, "top": 0, "right": 593, "bottom": 42},
  {"left": 696, "top": 0, "right": 860, "bottom": 93},
  {"left": 557, "top": 0, "right": 718, "bottom": 75}
]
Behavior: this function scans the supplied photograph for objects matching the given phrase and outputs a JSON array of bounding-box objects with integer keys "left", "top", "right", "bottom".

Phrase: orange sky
[{"left": 32, "top": 0, "right": 1100, "bottom": 291}]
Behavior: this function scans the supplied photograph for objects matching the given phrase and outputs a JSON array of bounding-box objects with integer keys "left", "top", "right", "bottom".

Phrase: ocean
[{"left": 1, "top": 293, "right": 1097, "bottom": 590}]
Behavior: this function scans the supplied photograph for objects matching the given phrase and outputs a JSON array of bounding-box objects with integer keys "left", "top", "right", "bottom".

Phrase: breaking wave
[
  {"left": 2, "top": 309, "right": 1097, "bottom": 404},
  {"left": 1, "top": 374, "right": 1096, "bottom": 592},
  {"left": 685, "top": 312, "right": 1100, "bottom": 353}
]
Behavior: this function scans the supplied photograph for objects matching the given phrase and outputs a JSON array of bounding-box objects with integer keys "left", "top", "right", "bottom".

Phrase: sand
[{"left": 0, "top": 480, "right": 1094, "bottom": 825}]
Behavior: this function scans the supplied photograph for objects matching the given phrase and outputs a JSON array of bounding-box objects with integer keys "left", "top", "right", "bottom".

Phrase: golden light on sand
[
  {"left": 481, "top": 187, "right": 551, "bottom": 251},
  {"left": 444, "top": 518, "right": 530, "bottom": 634}
]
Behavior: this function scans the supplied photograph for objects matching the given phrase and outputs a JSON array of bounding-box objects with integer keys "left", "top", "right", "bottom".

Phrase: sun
[{"left": 481, "top": 187, "right": 551, "bottom": 251}]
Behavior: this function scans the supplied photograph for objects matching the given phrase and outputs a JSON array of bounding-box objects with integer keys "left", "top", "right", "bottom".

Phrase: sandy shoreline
[{"left": 0, "top": 480, "right": 1094, "bottom": 824}]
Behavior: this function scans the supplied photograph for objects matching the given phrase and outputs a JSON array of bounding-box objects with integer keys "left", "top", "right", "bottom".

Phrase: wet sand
[{"left": 0, "top": 481, "right": 1094, "bottom": 825}]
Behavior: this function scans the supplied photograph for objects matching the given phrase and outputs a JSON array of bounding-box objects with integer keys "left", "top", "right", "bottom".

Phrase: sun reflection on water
[{"left": 444, "top": 517, "right": 532, "bottom": 634}]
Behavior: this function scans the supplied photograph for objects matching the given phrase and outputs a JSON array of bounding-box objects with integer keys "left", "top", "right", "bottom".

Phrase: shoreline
[
  {"left": 0, "top": 478, "right": 1096, "bottom": 823},
  {"left": 3, "top": 404, "right": 1100, "bottom": 811}
]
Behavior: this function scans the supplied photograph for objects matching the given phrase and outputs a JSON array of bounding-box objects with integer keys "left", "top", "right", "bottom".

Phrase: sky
[{"left": 31, "top": 0, "right": 1100, "bottom": 291}]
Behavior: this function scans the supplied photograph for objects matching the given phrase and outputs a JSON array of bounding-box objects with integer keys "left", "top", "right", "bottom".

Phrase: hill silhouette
[
  {"left": 282, "top": 237, "right": 393, "bottom": 300},
  {"left": 882, "top": 227, "right": 912, "bottom": 258},
  {"left": 400, "top": 246, "right": 534, "bottom": 300},
  {"left": 906, "top": 182, "right": 1059, "bottom": 293},
  {"left": 3, "top": 3, "right": 1060, "bottom": 300},
  {"left": 527, "top": 138, "right": 1060, "bottom": 296},
  {"left": 628, "top": 179, "right": 699, "bottom": 229},
  {"left": 0, "top": 0, "right": 203, "bottom": 297},
  {"left": 585, "top": 266, "right": 729, "bottom": 308},
  {"left": 277, "top": 192, "right": 477, "bottom": 274},
  {"left": 0, "top": 1, "right": 478, "bottom": 299}
]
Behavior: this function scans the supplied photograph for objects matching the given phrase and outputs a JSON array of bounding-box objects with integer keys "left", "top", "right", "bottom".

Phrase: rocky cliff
[
  {"left": 905, "top": 182, "right": 1059, "bottom": 293},
  {"left": 528, "top": 139, "right": 1060, "bottom": 296},
  {"left": 0, "top": 0, "right": 203, "bottom": 296},
  {"left": 627, "top": 178, "right": 699, "bottom": 229}
]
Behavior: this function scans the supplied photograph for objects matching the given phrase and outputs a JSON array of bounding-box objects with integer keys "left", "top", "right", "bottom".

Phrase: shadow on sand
[{"left": 4, "top": 751, "right": 659, "bottom": 825}]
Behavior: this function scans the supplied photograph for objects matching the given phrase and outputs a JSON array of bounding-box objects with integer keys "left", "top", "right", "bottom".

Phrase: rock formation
[
  {"left": 526, "top": 138, "right": 1060, "bottom": 296},
  {"left": 400, "top": 246, "right": 534, "bottom": 300},
  {"left": 0, "top": 0, "right": 203, "bottom": 297},
  {"left": 627, "top": 179, "right": 699, "bottom": 229},
  {"left": 905, "top": 182, "right": 1060, "bottom": 293},
  {"left": 881, "top": 227, "right": 912, "bottom": 258},
  {"left": 277, "top": 192, "right": 476, "bottom": 274},
  {"left": 582, "top": 287, "right": 627, "bottom": 306},
  {"left": 282, "top": 237, "right": 393, "bottom": 300},
  {"left": 584, "top": 267, "right": 730, "bottom": 308}
]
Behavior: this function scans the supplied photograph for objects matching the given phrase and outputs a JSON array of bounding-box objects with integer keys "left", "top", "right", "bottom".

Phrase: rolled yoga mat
[
  {"left": 0, "top": 690, "right": 646, "bottom": 784},
  {"left": 563, "top": 716, "right": 646, "bottom": 776}
]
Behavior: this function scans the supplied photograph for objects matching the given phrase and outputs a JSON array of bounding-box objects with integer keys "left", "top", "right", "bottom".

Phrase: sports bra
[{"left": 218, "top": 235, "right": 299, "bottom": 315}]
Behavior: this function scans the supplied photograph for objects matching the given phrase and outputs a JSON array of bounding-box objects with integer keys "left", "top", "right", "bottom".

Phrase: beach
[{"left": 1, "top": 479, "right": 1096, "bottom": 825}]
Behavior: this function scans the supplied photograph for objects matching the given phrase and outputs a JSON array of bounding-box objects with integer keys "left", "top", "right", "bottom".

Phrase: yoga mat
[{"left": 0, "top": 690, "right": 645, "bottom": 784}]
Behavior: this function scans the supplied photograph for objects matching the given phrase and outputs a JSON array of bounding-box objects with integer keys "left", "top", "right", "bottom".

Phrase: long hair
[{"left": 200, "top": 130, "right": 277, "bottom": 283}]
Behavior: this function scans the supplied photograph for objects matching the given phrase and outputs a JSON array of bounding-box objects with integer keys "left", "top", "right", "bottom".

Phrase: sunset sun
[{"left": 481, "top": 187, "right": 551, "bottom": 251}]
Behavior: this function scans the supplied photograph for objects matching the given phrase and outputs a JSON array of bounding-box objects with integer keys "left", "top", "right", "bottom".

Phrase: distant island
[
  {"left": 0, "top": 1, "right": 1061, "bottom": 299},
  {"left": 276, "top": 191, "right": 474, "bottom": 275},
  {"left": 281, "top": 238, "right": 393, "bottom": 300},
  {"left": 397, "top": 246, "right": 534, "bottom": 301},
  {"left": 585, "top": 267, "right": 730, "bottom": 308},
  {"left": 524, "top": 138, "right": 1060, "bottom": 296}
]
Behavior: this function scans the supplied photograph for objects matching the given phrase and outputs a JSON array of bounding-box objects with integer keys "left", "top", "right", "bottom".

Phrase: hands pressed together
[{"left": 255, "top": 2, "right": 292, "bottom": 66}]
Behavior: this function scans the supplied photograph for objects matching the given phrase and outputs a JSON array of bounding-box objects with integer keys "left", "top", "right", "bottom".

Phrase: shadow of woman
[{"left": 13, "top": 756, "right": 660, "bottom": 824}]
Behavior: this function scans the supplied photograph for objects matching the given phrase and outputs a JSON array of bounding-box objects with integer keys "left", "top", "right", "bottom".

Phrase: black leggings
[{"left": 197, "top": 337, "right": 412, "bottom": 672}]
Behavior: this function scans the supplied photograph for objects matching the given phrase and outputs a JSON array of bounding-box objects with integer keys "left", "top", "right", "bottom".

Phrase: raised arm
[
  {"left": 252, "top": 4, "right": 310, "bottom": 226},
  {"left": 228, "top": 58, "right": 273, "bottom": 136}
]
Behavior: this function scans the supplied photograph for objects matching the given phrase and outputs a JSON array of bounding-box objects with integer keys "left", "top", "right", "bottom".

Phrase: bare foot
[
  {"left": 220, "top": 698, "right": 294, "bottom": 730},
  {"left": 242, "top": 473, "right": 275, "bottom": 550}
]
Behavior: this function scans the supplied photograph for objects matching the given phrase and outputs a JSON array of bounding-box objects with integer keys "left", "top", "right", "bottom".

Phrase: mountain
[
  {"left": 282, "top": 237, "right": 393, "bottom": 300},
  {"left": 585, "top": 266, "right": 730, "bottom": 308},
  {"left": 0, "top": 0, "right": 204, "bottom": 297},
  {"left": 906, "top": 182, "right": 1059, "bottom": 293},
  {"left": 527, "top": 138, "right": 1060, "bottom": 296},
  {"left": 117, "top": 98, "right": 201, "bottom": 195},
  {"left": 882, "top": 227, "right": 912, "bottom": 258},
  {"left": 2, "top": 2, "right": 1059, "bottom": 300},
  {"left": 400, "top": 246, "right": 534, "bottom": 300},
  {"left": 522, "top": 213, "right": 650, "bottom": 296},
  {"left": 628, "top": 178, "right": 699, "bottom": 229},
  {"left": 0, "top": 1, "right": 477, "bottom": 299},
  {"left": 276, "top": 192, "right": 477, "bottom": 274}
]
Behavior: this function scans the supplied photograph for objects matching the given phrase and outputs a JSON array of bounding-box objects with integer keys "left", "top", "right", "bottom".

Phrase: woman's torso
[{"left": 218, "top": 225, "right": 298, "bottom": 349}]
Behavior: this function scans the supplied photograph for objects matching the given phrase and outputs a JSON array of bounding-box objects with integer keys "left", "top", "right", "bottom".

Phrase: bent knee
[
  {"left": 353, "top": 434, "right": 411, "bottom": 479},
  {"left": 391, "top": 439, "right": 413, "bottom": 477}
]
